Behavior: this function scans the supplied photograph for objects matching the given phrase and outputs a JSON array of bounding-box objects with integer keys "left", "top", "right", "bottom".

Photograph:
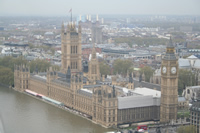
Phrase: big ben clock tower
[{"left": 160, "top": 37, "right": 178, "bottom": 123}]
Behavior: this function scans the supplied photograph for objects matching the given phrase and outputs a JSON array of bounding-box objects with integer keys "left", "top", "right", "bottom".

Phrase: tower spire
[
  {"left": 92, "top": 43, "right": 96, "bottom": 59},
  {"left": 164, "top": 36, "right": 176, "bottom": 60},
  {"left": 61, "top": 21, "right": 65, "bottom": 33},
  {"left": 167, "top": 35, "right": 173, "bottom": 48},
  {"left": 69, "top": 8, "right": 72, "bottom": 23}
]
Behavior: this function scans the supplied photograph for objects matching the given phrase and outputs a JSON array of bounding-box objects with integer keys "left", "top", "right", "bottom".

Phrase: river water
[{"left": 0, "top": 86, "right": 112, "bottom": 133}]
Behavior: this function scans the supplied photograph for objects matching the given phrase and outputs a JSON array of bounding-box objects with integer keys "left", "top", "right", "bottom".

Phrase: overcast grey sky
[{"left": 0, "top": 0, "right": 200, "bottom": 16}]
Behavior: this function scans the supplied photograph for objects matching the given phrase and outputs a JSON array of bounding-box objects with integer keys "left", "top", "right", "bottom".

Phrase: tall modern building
[
  {"left": 91, "top": 26, "right": 102, "bottom": 44},
  {"left": 160, "top": 37, "right": 178, "bottom": 123},
  {"left": 61, "top": 22, "right": 82, "bottom": 73}
]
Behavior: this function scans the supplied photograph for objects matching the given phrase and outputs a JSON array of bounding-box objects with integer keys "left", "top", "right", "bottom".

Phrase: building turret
[
  {"left": 88, "top": 43, "right": 100, "bottom": 84},
  {"left": 14, "top": 64, "right": 30, "bottom": 92},
  {"left": 127, "top": 73, "right": 134, "bottom": 89},
  {"left": 92, "top": 85, "right": 118, "bottom": 127},
  {"left": 47, "top": 67, "right": 57, "bottom": 82},
  {"left": 142, "top": 72, "right": 145, "bottom": 81},
  {"left": 66, "top": 66, "right": 71, "bottom": 81},
  {"left": 78, "top": 22, "right": 81, "bottom": 33},
  {"left": 61, "top": 22, "right": 65, "bottom": 33}
]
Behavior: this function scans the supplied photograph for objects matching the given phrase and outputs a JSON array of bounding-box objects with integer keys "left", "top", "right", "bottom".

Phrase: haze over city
[
  {"left": 0, "top": 0, "right": 200, "bottom": 16},
  {"left": 1, "top": 0, "right": 200, "bottom": 132}
]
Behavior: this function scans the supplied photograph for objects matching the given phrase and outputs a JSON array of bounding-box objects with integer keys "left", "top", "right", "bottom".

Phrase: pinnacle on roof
[
  {"left": 92, "top": 43, "right": 96, "bottom": 59},
  {"left": 61, "top": 22, "right": 65, "bottom": 33},
  {"left": 167, "top": 36, "right": 174, "bottom": 48},
  {"left": 66, "top": 66, "right": 71, "bottom": 79}
]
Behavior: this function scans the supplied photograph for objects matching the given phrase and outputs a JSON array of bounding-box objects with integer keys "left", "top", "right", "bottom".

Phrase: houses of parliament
[{"left": 14, "top": 21, "right": 178, "bottom": 127}]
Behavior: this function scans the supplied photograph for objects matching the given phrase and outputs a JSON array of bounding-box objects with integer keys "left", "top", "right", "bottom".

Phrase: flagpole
[{"left": 71, "top": 8, "right": 72, "bottom": 22}]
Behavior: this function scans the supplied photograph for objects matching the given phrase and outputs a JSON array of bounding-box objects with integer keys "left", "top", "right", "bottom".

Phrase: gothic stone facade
[
  {"left": 160, "top": 38, "right": 178, "bottom": 123},
  {"left": 14, "top": 22, "right": 162, "bottom": 128}
]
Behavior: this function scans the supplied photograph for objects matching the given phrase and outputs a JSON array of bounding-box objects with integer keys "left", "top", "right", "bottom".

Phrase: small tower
[
  {"left": 47, "top": 67, "right": 57, "bottom": 82},
  {"left": 142, "top": 72, "right": 145, "bottom": 81},
  {"left": 70, "top": 72, "right": 83, "bottom": 108},
  {"left": 88, "top": 43, "right": 100, "bottom": 84},
  {"left": 127, "top": 73, "right": 134, "bottom": 89},
  {"left": 14, "top": 64, "right": 30, "bottom": 92},
  {"left": 66, "top": 66, "right": 71, "bottom": 81},
  {"left": 92, "top": 85, "right": 118, "bottom": 127},
  {"left": 61, "top": 22, "right": 65, "bottom": 33}
]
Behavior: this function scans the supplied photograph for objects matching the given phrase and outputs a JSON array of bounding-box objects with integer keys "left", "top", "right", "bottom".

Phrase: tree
[
  {"left": 139, "top": 66, "right": 154, "bottom": 82},
  {"left": 0, "top": 56, "right": 27, "bottom": 71},
  {"left": 99, "top": 62, "right": 110, "bottom": 75},
  {"left": 29, "top": 59, "right": 51, "bottom": 73},
  {"left": 178, "top": 69, "right": 195, "bottom": 95},
  {"left": 114, "top": 37, "right": 168, "bottom": 47},
  {"left": 50, "top": 48, "right": 55, "bottom": 55},
  {"left": 0, "top": 56, "right": 57, "bottom": 86},
  {"left": 128, "top": 67, "right": 135, "bottom": 73},
  {"left": 28, "top": 43, "right": 35, "bottom": 49},
  {"left": 177, "top": 125, "right": 195, "bottom": 133},
  {"left": 0, "top": 66, "right": 14, "bottom": 85},
  {"left": 113, "top": 59, "right": 133, "bottom": 76},
  {"left": 52, "top": 65, "right": 60, "bottom": 71}
]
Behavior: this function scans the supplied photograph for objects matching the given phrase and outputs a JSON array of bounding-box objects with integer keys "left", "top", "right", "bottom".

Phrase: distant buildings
[
  {"left": 14, "top": 21, "right": 167, "bottom": 128},
  {"left": 12, "top": 16, "right": 193, "bottom": 128},
  {"left": 92, "top": 26, "right": 102, "bottom": 44},
  {"left": 183, "top": 86, "right": 200, "bottom": 101}
]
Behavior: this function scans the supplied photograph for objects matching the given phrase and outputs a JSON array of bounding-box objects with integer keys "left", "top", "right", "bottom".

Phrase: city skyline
[{"left": 0, "top": 0, "right": 200, "bottom": 16}]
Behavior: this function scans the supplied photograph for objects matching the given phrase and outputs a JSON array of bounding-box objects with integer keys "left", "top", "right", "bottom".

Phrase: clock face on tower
[
  {"left": 171, "top": 67, "right": 176, "bottom": 74},
  {"left": 162, "top": 66, "right": 167, "bottom": 74}
]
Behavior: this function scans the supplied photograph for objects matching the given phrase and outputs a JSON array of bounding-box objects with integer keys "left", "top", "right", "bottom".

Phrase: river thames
[{"left": 0, "top": 86, "right": 112, "bottom": 133}]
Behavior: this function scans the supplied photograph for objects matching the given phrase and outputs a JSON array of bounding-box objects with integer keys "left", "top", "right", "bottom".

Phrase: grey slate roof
[
  {"left": 134, "top": 80, "right": 161, "bottom": 90},
  {"left": 31, "top": 75, "right": 46, "bottom": 82},
  {"left": 194, "top": 60, "right": 200, "bottom": 68},
  {"left": 52, "top": 78, "right": 70, "bottom": 87},
  {"left": 190, "top": 101, "right": 200, "bottom": 112},
  {"left": 57, "top": 72, "right": 66, "bottom": 78},
  {"left": 178, "top": 97, "right": 186, "bottom": 102},
  {"left": 179, "top": 58, "right": 191, "bottom": 68},
  {"left": 83, "top": 85, "right": 101, "bottom": 88}
]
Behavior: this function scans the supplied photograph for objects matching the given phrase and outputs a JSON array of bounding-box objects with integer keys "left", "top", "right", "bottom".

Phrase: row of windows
[
  {"left": 20, "top": 80, "right": 28, "bottom": 84},
  {"left": 95, "top": 113, "right": 115, "bottom": 123},
  {"left": 91, "top": 65, "right": 97, "bottom": 74},
  {"left": 71, "top": 46, "right": 78, "bottom": 54},
  {"left": 71, "top": 61, "right": 78, "bottom": 69},
  {"left": 29, "top": 81, "right": 47, "bottom": 95},
  {"left": 118, "top": 107, "right": 155, "bottom": 115},
  {"left": 118, "top": 113, "right": 153, "bottom": 121},
  {"left": 75, "top": 101, "right": 92, "bottom": 112}
]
